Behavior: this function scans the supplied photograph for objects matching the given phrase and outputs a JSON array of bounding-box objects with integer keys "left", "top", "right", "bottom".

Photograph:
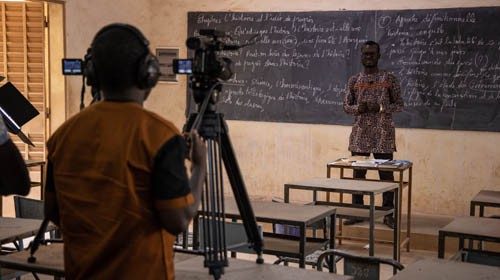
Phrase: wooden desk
[
  {"left": 0, "top": 243, "right": 64, "bottom": 277},
  {"left": 327, "top": 159, "right": 413, "bottom": 252},
  {"left": 470, "top": 190, "right": 500, "bottom": 217},
  {"left": 0, "top": 217, "right": 53, "bottom": 247},
  {"left": 0, "top": 244, "right": 353, "bottom": 279},
  {"left": 438, "top": 216, "right": 500, "bottom": 258},
  {"left": 469, "top": 190, "right": 500, "bottom": 250},
  {"left": 175, "top": 254, "right": 353, "bottom": 279},
  {"left": 388, "top": 258, "right": 500, "bottom": 280},
  {"left": 284, "top": 178, "right": 400, "bottom": 261},
  {"left": 195, "top": 199, "right": 337, "bottom": 269}
]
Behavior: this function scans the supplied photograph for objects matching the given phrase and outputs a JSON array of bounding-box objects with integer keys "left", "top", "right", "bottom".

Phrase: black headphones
[{"left": 84, "top": 23, "right": 160, "bottom": 90}]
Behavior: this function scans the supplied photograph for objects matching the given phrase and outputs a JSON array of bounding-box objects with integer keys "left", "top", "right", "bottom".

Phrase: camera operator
[
  {"left": 44, "top": 23, "right": 206, "bottom": 279},
  {"left": 0, "top": 116, "right": 30, "bottom": 196}
]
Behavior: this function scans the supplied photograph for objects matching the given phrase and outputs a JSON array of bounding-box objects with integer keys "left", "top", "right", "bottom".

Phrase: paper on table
[
  {"left": 329, "top": 156, "right": 366, "bottom": 165},
  {"left": 351, "top": 159, "right": 389, "bottom": 167},
  {"left": 340, "top": 156, "right": 369, "bottom": 162},
  {"left": 378, "top": 160, "right": 411, "bottom": 168}
]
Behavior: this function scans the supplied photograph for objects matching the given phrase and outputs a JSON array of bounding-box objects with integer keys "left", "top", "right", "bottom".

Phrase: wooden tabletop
[
  {"left": 440, "top": 216, "right": 500, "bottom": 238},
  {"left": 0, "top": 243, "right": 64, "bottom": 277},
  {"left": 0, "top": 245, "right": 353, "bottom": 279},
  {"left": 175, "top": 255, "right": 353, "bottom": 280},
  {"left": 0, "top": 246, "right": 201, "bottom": 277},
  {"left": 0, "top": 217, "right": 53, "bottom": 245},
  {"left": 285, "top": 178, "right": 399, "bottom": 194},
  {"left": 471, "top": 190, "right": 500, "bottom": 205},
  {"left": 388, "top": 258, "right": 500, "bottom": 280},
  {"left": 220, "top": 199, "right": 336, "bottom": 225}
]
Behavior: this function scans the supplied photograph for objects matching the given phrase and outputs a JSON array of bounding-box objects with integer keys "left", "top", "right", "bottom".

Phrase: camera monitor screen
[
  {"left": 62, "top": 58, "right": 83, "bottom": 75},
  {"left": 173, "top": 59, "right": 193, "bottom": 74}
]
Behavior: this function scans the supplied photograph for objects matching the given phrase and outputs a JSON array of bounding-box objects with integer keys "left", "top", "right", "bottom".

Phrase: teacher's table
[{"left": 327, "top": 159, "right": 413, "bottom": 252}]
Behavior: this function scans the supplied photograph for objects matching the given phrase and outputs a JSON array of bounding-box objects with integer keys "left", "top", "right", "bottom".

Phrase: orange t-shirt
[{"left": 46, "top": 101, "right": 193, "bottom": 279}]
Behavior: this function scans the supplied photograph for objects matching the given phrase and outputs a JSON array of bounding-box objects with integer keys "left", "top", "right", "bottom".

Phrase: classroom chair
[{"left": 315, "top": 249, "right": 404, "bottom": 280}]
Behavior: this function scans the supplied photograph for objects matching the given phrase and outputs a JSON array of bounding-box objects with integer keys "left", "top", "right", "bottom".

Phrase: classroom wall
[{"left": 64, "top": 0, "right": 500, "bottom": 216}]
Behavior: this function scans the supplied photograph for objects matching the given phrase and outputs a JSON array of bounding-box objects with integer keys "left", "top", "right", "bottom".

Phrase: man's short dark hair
[
  {"left": 91, "top": 26, "right": 148, "bottom": 92},
  {"left": 362, "top": 40, "right": 380, "bottom": 53}
]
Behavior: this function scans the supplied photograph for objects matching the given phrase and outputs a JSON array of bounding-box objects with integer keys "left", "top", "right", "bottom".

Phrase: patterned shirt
[
  {"left": 0, "top": 116, "right": 9, "bottom": 145},
  {"left": 343, "top": 70, "right": 404, "bottom": 153}
]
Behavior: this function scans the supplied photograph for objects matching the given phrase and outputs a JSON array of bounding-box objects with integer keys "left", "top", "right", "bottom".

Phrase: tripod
[{"left": 183, "top": 82, "right": 264, "bottom": 279}]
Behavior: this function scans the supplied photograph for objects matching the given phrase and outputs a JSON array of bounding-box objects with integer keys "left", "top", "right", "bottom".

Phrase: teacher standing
[{"left": 342, "top": 40, "right": 404, "bottom": 229}]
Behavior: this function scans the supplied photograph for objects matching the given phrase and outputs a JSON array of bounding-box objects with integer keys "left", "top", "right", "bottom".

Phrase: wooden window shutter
[{"left": 0, "top": 1, "right": 46, "bottom": 161}]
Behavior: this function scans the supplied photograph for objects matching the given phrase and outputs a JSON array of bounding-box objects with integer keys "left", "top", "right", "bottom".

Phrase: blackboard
[{"left": 187, "top": 7, "right": 500, "bottom": 132}]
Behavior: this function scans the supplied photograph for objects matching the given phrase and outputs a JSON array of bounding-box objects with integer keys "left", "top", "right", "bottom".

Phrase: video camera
[
  {"left": 174, "top": 29, "right": 248, "bottom": 105},
  {"left": 173, "top": 29, "right": 237, "bottom": 80}
]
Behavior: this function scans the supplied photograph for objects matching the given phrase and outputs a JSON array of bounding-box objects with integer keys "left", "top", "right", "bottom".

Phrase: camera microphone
[
  {"left": 221, "top": 45, "right": 242, "bottom": 51},
  {"left": 199, "top": 29, "right": 226, "bottom": 37}
]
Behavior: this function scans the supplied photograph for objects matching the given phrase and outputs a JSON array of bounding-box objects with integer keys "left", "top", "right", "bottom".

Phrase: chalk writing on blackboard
[{"left": 188, "top": 7, "right": 500, "bottom": 132}]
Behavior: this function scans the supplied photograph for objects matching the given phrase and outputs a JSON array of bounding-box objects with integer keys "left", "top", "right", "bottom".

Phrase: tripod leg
[
  {"left": 219, "top": 118, "right": 264, "bottom": 263},
  {"left": 202, "top": 138, "right": 228, "bottom": 280}
]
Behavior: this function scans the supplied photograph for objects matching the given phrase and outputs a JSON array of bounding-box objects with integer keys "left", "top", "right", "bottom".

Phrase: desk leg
[
  {"left": 284, "top": 186, "right": 290, "bottom": 203},
  {"left": 312, "top": 191, "right": 317, "bottom": 238},
  {"left": 338, "top": 192, "right": 344, "bottom": 245},
  {"left": 406, "top": 168, "right": 412, "bottom": 252},
  {"left": 397, "top": 171, "right": 404, "bottom": 255},
  {"left": 328, "top": 213, "right": 336, "bottom": 273},
  {"left": 470, "top": 203, "right": 476, "bottom": 216},
  {"left": 438, "top": 231, "right": 445, "bottom": 258},
  {"left": 369, "top": 194, "right": 375, "bottom": 256},
  {"left": 479, "top": 205, "right": 485, "bottom": 250},
  {"left": 393, "top": 187, "right": 400, "bottom": 274},
  {"left": 299, "top": 224, "right": 306, "bottom": 268},
  {"left": 469, "top": 203, "right": 475, "bottom": 250},
  {"left": 326, "top": 167, "right": 331, "bottom": 202}
]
